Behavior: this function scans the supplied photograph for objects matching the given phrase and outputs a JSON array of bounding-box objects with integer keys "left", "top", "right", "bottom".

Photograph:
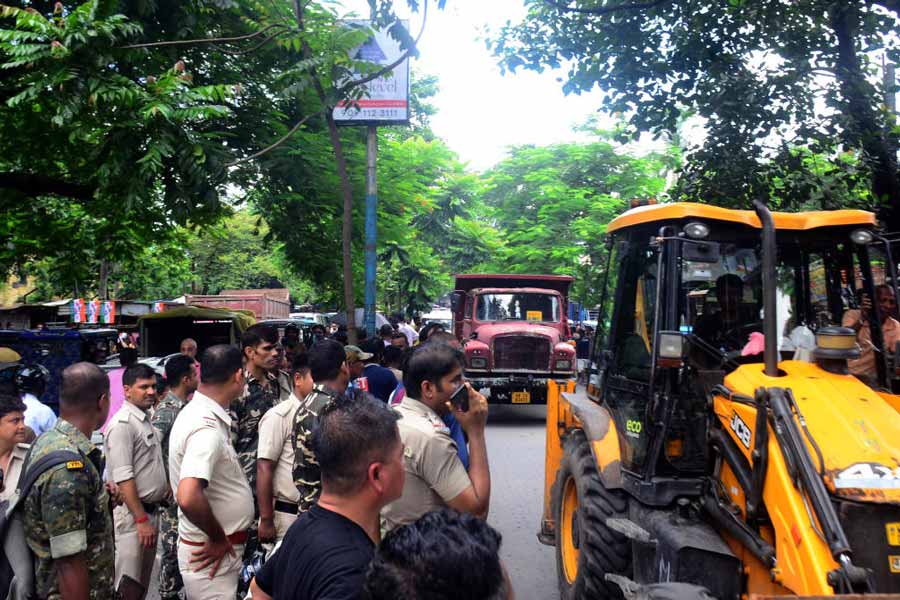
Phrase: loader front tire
[{"left": 554, "top": 430, "right": 631, "bottom": 600}]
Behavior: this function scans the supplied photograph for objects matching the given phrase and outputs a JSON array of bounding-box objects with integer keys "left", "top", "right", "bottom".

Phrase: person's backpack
[{"left": 0, "top": 450, "right": 85, "bottom": 600}]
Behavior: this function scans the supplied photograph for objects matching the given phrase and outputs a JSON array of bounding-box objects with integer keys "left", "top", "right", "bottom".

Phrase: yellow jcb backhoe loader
[{"left": 541, "top": 202, "right": 900, "bottom": 600}]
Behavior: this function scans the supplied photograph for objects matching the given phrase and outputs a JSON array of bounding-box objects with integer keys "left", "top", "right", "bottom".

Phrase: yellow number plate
[
  {"left": 888, "top": 522, "right": 900, "bottom": 546},
  {"left": 511, "top": 391, "right": 531, "bottom": 404}
]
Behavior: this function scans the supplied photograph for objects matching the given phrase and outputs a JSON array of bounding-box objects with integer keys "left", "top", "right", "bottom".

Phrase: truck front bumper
[{"left": 467, "top": 373, "right": 574, "bottom": 404}]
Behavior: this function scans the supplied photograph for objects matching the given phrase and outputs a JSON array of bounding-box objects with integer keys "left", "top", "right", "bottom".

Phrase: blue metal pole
[{"left": 364, "top": 125, "right": 377, "bottom": 339}]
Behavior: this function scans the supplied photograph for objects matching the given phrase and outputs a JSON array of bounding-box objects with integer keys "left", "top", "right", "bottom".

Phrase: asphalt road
[
  {"left": 148, "top": 403, "right": 559, "bottom": 600},
  {"left": 486, "top": 404, "right": 560, "bottom": 600}
]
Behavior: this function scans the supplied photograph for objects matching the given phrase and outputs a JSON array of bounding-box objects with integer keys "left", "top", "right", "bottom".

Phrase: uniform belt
[
  {"left": 273, "top": 500, "right": 298, "bottom": 515},
  {"left": 180, "top": 531, "right": 248, "bottom": 547}
]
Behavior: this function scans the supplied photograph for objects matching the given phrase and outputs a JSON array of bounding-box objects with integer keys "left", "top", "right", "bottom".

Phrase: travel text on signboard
[{"left": 333, "top": 20, "right": 410, "bottom": 125}]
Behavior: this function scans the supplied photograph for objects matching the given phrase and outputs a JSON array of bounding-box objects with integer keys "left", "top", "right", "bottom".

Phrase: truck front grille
[{"left": 493, "top": 336, "right": 551, "bottom": 371}]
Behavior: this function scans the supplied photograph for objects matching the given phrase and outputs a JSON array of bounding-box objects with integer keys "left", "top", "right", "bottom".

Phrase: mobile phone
[{"left": 449, "top": 383, "right": 469, "bottom": 412}]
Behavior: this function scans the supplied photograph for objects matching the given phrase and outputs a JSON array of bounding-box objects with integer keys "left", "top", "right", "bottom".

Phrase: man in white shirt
[
  {"left": 396, "top": 316, "right": 419, "bottom": 347},
  {"left": 169, "top": 345, "right": 253, "bottom": 599},
  {"left": 256, "top": 353, "right": 314, "bottom": 544},
  {"left": 16, "top": 364, "right": 56, "bottom": 437}
]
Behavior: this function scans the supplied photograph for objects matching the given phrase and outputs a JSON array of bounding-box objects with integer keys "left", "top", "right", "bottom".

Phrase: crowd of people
[{"left": 0, "top": 317, "right": 511, "bottom": 600}]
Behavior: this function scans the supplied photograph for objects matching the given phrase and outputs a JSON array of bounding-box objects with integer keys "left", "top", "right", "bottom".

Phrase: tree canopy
[
  {"left": 490, "top": 0, "right": 900, "bottom": 228},
  {"left": 482, "top": 127, "right": 678, "bottom": 306}
]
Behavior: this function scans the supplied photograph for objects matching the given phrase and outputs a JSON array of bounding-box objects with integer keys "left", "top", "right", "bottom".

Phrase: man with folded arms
[{"left": 169, "top": 345, "right": 253, "bottom": 598}]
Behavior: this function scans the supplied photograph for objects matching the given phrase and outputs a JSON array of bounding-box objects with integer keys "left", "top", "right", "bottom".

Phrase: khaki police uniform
[
  {"left": 0, "top": 442, "right": 29, "bottom": 502},
  {"left": 105, "top": 400, "right": 169, "bottom": 595},
  {"left": 257, "top": 392, "right": 302, "bottom": 540},
  {"left": 382, "top": 397, "right": 472, "bottom": 532},
  {"left": 169, "top": 391, "right": 253, "bottom": 599}
]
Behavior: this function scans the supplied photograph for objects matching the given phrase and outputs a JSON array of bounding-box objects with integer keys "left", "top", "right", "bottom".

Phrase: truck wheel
[{"left": 554, "top": 430, "right": 631, "bottom": 600}]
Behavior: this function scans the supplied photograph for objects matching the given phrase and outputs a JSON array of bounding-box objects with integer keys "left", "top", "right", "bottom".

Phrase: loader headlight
[
  {"left": 683, "top": 221, "right": 710, "bottom": 240},
  {"left": 850, "top": 229, "right": 874, "bottom": 245},
  {"left": 658, "top": 331, "right": 686, "bottom": 359},
  {"left": 469, "top": 357, "right": 487, "bottom": 369}
]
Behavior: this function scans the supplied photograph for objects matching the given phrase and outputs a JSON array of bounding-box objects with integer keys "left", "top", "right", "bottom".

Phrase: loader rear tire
[{"left": 554, "top": 430, "right": 631, "bottom": 600}]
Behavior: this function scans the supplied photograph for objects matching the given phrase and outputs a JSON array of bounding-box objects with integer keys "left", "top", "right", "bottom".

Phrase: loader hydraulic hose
[
  {"left": 752, "top": 200, "right": 779, "bottom": 378},
  {"left": 701, "top": 493, "right": 776, "bottom": 568}
]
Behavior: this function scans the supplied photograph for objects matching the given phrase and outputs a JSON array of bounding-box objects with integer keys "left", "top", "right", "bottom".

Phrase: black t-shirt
[{"left": 255, "top": 504, "right": 375, "bottom": 600}]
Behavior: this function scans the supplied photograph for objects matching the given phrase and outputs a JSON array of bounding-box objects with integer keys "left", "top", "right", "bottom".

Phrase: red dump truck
[
  {"left": 451, "top": 274, "right": 576, "bottom": 404},
  {"left": 186, "top": 288, "right": 290, "bottom": 321}
]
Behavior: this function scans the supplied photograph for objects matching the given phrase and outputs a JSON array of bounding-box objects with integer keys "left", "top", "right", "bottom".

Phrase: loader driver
[
  {"left": 694, "top": 274, "right": 755, "bottom": 355},
  {"left": 842, "top": 283, "right": 900, "bottom": 386}
]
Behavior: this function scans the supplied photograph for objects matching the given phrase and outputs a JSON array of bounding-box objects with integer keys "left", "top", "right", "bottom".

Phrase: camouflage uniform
[
  {"left": 23, "top": 418, "right": 114, "bottom": 600},
  {"left": 230, "top": 370, "right": 282, "bottom": 490},
  {"left": 150, "top": 392, "right": 185, "bottom": 600},
  {"left": 230, "top": 369, "right": 282, "bottom": 596},
  {"left": 292, "top": 385, "right": 369, "bottom": 512}
]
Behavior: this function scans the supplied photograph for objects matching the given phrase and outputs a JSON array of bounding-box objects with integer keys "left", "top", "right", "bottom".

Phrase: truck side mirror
[{"left": 450, "top": 292, "right": 462, "bottom": 312}]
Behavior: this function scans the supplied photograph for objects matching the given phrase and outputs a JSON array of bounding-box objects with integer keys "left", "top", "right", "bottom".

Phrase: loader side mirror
[{"left": 656, "top": 331, "right": 686, "bottom": 368}]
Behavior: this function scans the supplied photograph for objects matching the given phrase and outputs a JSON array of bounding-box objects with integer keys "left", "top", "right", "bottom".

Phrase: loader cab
[{"left": 587, "top": 203, "right": 883, "bottom": 506}]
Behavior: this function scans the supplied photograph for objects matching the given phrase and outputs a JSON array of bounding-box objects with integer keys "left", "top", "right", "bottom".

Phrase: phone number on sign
[{"left": 346, "top": 108, "right": 406, "bottom": 119}]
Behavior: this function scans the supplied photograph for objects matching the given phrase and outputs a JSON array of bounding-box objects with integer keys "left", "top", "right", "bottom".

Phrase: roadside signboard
[{"left": 333, "top": 20, "right": 410, "bottom": 125}]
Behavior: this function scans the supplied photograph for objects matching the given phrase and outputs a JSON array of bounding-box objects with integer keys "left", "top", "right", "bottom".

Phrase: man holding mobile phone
[{"left": 382, "top": 343, "right": 491, "bottom": 532}]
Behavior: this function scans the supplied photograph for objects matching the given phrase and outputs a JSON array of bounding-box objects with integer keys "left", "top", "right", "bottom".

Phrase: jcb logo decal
[{"left": 730, "top": 413, "right": 752, "bottom": 449}]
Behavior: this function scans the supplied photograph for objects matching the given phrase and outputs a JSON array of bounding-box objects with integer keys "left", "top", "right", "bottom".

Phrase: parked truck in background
[
  {"left": 185, "top": 288, "right": 290, "bottom": 321},
  {"left": 451, "top": 274, "right": 576, "bottom": 404}
]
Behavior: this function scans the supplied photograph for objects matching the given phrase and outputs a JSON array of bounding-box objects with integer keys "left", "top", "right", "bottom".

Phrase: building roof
[{"left": 607, "top": 202, "right": 876, "bottom": 233}]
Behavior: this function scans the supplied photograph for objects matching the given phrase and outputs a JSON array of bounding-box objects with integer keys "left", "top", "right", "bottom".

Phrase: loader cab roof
[{"left": 607, "top": 202, "right": 876, "bottom": 234}]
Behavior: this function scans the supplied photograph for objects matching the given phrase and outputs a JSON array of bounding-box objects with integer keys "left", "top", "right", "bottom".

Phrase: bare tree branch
[
  {"left": 225, "top": 110, "right": 322, "bottom": 167},
  {"left": 543, "top": 0, "right": 669, "bottom": 15},
  {"left": 0, "top": 172, "right": 95, "bottom": 200},
  {"left": 119, "top": 23, "right": 293, "bottom": 50},
  {"left": 336, "top": 0, "right": 428, "bottom": 95},
  {"left": 220, "top": 28, "right": 296, "bottom": 56}
]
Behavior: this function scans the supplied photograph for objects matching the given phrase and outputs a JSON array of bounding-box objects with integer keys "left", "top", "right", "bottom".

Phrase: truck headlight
[
  {"left": 470, "top": 357, "right": 487, "bottom": 369},
  {"left": 554, "top": 360, "right": 572, "bottom": 371}
]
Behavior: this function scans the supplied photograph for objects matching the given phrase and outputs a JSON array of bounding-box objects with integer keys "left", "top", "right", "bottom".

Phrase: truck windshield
[{"left": 476, "top": 293, "right": 560, "bottom": 322}]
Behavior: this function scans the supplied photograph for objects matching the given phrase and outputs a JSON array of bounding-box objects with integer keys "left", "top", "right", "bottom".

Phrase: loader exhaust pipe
[{"left": 753, "top": 201, "right": 780, "bottom": 377}]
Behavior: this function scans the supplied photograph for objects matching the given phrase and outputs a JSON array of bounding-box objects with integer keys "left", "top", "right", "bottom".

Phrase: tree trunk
[
  {"left": 292, "top": 0, "right": 357, "bottom": 344},
  {"left": 831, "top": 2, "right": 900, "bottom": 230},
  {"left": 325, "top": 112, "right": 358, "bottom": 345}
]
